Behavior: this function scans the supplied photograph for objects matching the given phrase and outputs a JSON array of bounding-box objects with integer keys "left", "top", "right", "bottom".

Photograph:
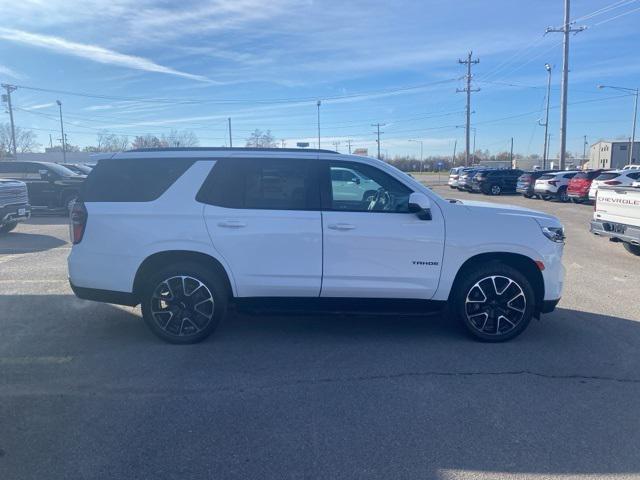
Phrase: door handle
[
  {"left": 327, "top": 223, "right": 356, "bottom": 231},
  {"left": 217, "top": 220, "right": 247, "bottom": 228}
]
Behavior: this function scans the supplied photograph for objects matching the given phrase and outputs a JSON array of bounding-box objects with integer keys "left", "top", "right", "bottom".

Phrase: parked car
[
  {"left": 588, "top": 170, "right": 640, "bottom": 201},
  {"left": 534, "top": 171, "right": 579, "bottom": 202},
  {"left": 567, "top": 169, "right": 607, "bottom": 203},
  {"left": 472, "top": 169, "right": 523, "bottom": 195},
  {"left": 61, "top": 163, "right": 93, "bottom": 175},
  {"left": 457, "top": 168, "right": 484, "bottom": 192},
  {"left": 622, "top": 164, "right": 640, "bottom": 170},
  {"left": 68, "top": 147, "right": 565, "bottom": 344},
  {"left": 590, "top": 182, "right": 640, "bottom": 257},
  {"left": 0, "top": 161, "right": 85, "bottom": 212},
  {"left": 0, "top": 178, "right": 30, "bottom": 233},
  {"left": 448, "top": 167, "right": 468, "bottom": 189},
  {"left": 516, "top": 170, "right": 557, "bottom": 198}
]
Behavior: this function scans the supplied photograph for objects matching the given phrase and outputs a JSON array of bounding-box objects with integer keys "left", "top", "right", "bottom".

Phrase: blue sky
[{"left": 0, "top": 0, "right": 638, "bottom": 158}]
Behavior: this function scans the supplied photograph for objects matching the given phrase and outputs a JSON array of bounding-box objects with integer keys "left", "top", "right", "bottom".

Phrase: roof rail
[{"left": 125, "top": 147, "right": 339, "bottom": 154}]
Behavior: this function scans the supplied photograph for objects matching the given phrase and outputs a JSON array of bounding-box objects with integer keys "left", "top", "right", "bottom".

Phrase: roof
[{"left": 125, "top": 147, "right": 339, "bottom": 154}]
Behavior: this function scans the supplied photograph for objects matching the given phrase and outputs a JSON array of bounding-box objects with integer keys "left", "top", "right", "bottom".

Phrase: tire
[
  {"left": 140, "top": 262, "right": 228, "bottom": 344},
  {"left": 0, "top": 221, "right": 18, "bottom": 234},
  {"left": 451, "top": 261, "right": 535, "bottom": 342},
  {"left": 62, "top": 192, "right": 78, "bottom": 216},
  {"left": 523, "top": 194, "right": 533, "bottom": 199},
  {"left": 556, "top": 187, "right": 569, "bottom": 203},
  {"left": 541, "top": 195, "right": 551, "bottom": 201},
  {"left": 489, "top": 184, "right": 502, "bottom": 196},
  {"left": 623, "top": 242, "right": 640, "bottom": 257}
]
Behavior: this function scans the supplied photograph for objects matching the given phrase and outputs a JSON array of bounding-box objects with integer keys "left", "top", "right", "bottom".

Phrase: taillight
[
  {"left": 70, "top": 201, "right": 87, "bottom": 244},
  {"left": 604, "top": 180, "right": 621, "bottom": 185}
]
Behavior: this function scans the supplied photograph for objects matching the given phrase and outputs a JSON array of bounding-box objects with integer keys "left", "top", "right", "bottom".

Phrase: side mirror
[
  {"left": 39, "top": 169, "right": 50, "bottom": 180},
  {"left": 408, "top": 192, "right": 432, "bottom": 220}
]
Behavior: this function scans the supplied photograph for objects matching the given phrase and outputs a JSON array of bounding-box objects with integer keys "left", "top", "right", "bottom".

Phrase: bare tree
[
  {"left": 161, "top": 129, "right": 199, "bottom": 147},
  {"left": 246, "top": 129, "right": 276, "bottom": 148},
  {"left": 84, "top": 132, "right": 129, "bottom": 152},
  {"left": 0, "top": 123, "right": 40, "bottom": 155},
  {"left": 131, "top": 134, "right": 168, "bottom": 149}
]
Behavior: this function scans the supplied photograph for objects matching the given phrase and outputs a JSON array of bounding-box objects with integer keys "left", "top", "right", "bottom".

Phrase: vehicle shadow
[
  {"left": 0, "top": 232, "right": 67, "bottom": 254},
  {"left": 2, "top": 295, "right": 640, "bottom": 478}
]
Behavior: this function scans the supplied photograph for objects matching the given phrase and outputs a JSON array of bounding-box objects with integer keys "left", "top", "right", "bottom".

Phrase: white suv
[
  {"left": 589, "top": 170, "right": 640, "bottom": 200},
  {"left": 533, "top": 171, "right": 578, "bottom": 202},
  {"left": 68, "top": 148, "right": 565, "bottom": 343}
]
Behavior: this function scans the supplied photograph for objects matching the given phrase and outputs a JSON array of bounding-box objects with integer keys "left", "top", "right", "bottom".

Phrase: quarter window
[{"left": 324, "top": 162, "right": 412, "bottom": 213}]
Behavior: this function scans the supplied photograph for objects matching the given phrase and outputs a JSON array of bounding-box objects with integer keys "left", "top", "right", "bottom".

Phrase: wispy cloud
[
  {"left": 0, "top": 64, "right": 24, "bottom": 79},
  {"left": 22, "top": 102, "right": 56, "bottom": 110},
  {"left": 0, "top": 28, "right": 211, "bottom": 82}
]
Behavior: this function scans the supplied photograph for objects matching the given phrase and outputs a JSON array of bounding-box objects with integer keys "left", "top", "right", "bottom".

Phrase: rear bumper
[
  {"left": 590, "top": 220, "right": 640, "bottom": 245},
  {"left": 516, "top": 185, "right": 533, "bottom": 194},
  {"left": 69, "top": 279, "right": 138, "bottom": 306},
  {"left": 534, "top": 186, "right": 556, "bottom": 195},
  {"left": 1, "top": 203, "right": 31, "bottom": 224}
]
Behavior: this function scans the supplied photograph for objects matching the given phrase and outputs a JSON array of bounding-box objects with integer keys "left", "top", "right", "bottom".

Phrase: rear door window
[
  {"left": 82, "top": 158, "right": 194, "bottom": 202},
  {"left": 197, "top": 158, "right": 320, "bottom": 210},
  {"left": 595, "top": 172, "right": 621, "bottom": 181}
]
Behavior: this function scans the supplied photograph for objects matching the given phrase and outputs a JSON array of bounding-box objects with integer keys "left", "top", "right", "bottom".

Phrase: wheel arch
[
  {"left": 132, "top": 250, "right": 234, "bottom": 302},
  {"left": 448, "top": 252, "right": 544, "bottom": 308}
]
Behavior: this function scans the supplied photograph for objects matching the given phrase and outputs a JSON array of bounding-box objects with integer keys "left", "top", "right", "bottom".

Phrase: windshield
[{"left": 46, "top": 163, "right": 81, "bottom": 177}]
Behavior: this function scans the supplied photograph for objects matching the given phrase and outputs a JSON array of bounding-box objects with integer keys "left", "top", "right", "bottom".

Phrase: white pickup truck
[{"left": 590, "top": 183, "right": 640, "bottom": 256}]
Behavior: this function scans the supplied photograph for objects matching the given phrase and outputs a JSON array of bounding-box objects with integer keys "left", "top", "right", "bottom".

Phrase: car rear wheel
[
  {"left": 452, "top": 262, "right": 535, "bottom": 342},
  {"left": 523, "top": 193, "right": 533, "bottom": 199},
  {"left": 623, "top": 242, "right": 640, "bottom": 257},
  {"left": 489, "top": 184, "right": 502, "bottom": 195},
  {"left": 0, "top": 221, "right": 18, "bottom": 234},
  {"left": 141, "top": 262, "right": 228, "bottom": 344}
]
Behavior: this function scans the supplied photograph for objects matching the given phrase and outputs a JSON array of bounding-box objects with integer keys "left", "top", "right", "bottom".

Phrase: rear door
[
  {"left": 319, "top": 160, "right": 445, "bottom": 299},
  {"left": 201, "top": 157, "right": 323, "bottom": 297}
]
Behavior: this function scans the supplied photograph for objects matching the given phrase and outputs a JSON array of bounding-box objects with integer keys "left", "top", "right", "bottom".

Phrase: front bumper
[
  {"left": 1, "top": 203, "right": 31, "bottom": 225},
  {"left": 590, "top": 220, "right": 640, "bottom": 245}
]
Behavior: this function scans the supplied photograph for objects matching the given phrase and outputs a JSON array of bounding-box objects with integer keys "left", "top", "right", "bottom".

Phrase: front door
[
  {"left": 202, "top": 157, "right": 322, "bottom": 298},
  {"left": 320, "top": 161, "right": 445, "bottom": 299}
]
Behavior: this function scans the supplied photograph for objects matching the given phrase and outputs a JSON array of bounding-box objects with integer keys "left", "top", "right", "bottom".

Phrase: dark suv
[
  {"left": 516, "top": 170, "right": 557, "bottom": 198},
  {"left": 0, "top": 161, "right": 85, "bottom": 211},
  {"left": 472, "top": 169, "right": 523, "bottom": 195}
]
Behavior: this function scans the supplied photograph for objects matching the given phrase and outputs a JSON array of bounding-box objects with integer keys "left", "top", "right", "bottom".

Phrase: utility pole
[
  {"left": 452, "top": 139, "right": 457, "bottom": 165},
  {"left": 372, "top": 123, "right": 385, "bottom": 160},
  {"left": 583, "top": 135, "right": 588, "bottom": 165},
  {"left": 597, "top": 85, "right": 638, "bottom": 165},
  {"left": 457, "top": 51, "right": 480, "bottom": 166},
  {"left": 2, "top": 84, "right": 18, "bottom": 157},
  {"left": 331, "top": 141, "right": 340, "bottom": 152},
  {"left": 56, "top": 100, "right": 67, "bottom": 162},
  {"left": 546, "top": 0, "right": 585, "bottom": 170},
  {"left": 228, "top": 117, "right": 232, "bottom": 147},
  {"left": 49, "top": 134, "right": 53, "bottom": 149},
  {"left": 472, "top": 128, "right": 477, "bottom": 164},
  {"left": 346, "top": 139, "right": 352, "bottom": 154},
  {"left": 539, "top": 63, "right": 552, "bottom": 170},
  {"left": 510, "top": 137, "right": 514, "bottom": 167},
  {"left": 316, "top": 100, "right": 321, "bottom": 149}
]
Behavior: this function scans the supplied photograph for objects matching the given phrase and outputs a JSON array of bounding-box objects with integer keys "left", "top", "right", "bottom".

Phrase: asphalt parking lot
[{"left": 1, "top": 187, "right": 639, "bottom": 480}]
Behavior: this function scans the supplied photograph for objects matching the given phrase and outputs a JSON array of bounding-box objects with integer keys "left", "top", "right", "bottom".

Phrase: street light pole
[
  {"left": 598, "top": 85, "right": 639, "bottom": 165},
  {"left": 316, "top": 100, "right": 321, "bottom": 150},
  {"left": 56, "top": 100, "right": 67, "bottom": 162},
  {"left": 409, "top": 139, "right": 423, "bottom": 170}
]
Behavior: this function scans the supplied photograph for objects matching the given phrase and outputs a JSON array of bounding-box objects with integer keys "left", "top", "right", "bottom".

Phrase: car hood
[{"left": 450, "top": 198, "right": 559, "bottom": 223}]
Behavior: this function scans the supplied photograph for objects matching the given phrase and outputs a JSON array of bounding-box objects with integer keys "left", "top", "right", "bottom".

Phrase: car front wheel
[
  {"left": 489, "top": 184, "right": 502, "bottom": 195},
  {"left": 452, "top": 262, "right": 535, "bottom": 342},
  {"left": 141, "top": 262, "right": 228, "bottom": 344},
  {"left": 623, "top": 242, "right": 640, "bottom": 257},
  {"left": 0, "top": 221, "right": 18, "bottom": 234}
]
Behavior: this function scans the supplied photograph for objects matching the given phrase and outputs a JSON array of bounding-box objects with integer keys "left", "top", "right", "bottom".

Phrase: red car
[{"left": 567, "top": 170, "right": 607, "bottom": 203}]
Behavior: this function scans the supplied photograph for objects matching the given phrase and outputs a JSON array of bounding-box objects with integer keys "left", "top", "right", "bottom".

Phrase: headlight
[{"left": 541, "top": 225, "right": 565, "bottom": 243}]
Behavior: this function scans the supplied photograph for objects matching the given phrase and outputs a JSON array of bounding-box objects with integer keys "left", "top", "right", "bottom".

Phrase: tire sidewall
[
  {"left": 490, "top": 184, "right": 501, "bottom": 195},
  {"left": 140, "top": 262, "right": 228, "bottom": 344},
  {"left": 453, "top": 262, "right": 535, "bottom": 342},
  {"left": 623, "top": 242, "right": 640, "bottom": 257}
]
